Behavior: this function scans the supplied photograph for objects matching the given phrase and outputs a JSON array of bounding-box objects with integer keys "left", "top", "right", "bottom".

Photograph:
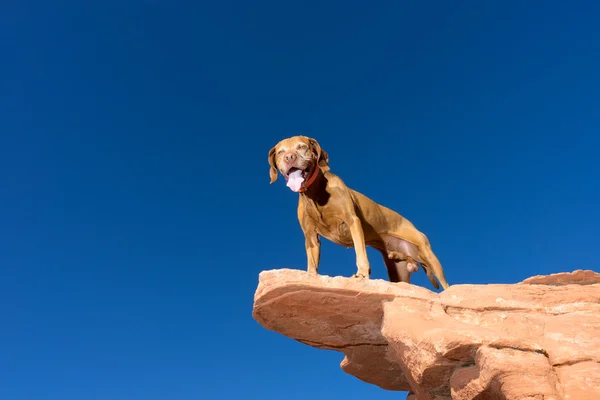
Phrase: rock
[
  {"left": 520, "top": 269, "right": 600, "bottom": 286},
  {"left": 252, "top": 268, "right": 600, "bottom": 400}
]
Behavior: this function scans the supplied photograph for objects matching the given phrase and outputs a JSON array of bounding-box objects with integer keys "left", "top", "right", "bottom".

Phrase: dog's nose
[{"left": 284, "top": 152, "right": 297, "bottom": 163}]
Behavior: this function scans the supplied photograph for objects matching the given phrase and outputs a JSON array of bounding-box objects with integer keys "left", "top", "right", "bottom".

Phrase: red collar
[{"left": 298, "top": 165, "right": 320, "bottom": 193}]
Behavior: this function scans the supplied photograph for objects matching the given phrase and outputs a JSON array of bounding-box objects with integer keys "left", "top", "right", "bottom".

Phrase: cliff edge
[{"left": 252, "top": 269, "right": 600, "bottom": 400}]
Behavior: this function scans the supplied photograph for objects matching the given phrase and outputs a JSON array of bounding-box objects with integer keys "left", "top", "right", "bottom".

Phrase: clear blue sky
[{"left": 1, "top": 1, "right": 598, "bottom": 399}]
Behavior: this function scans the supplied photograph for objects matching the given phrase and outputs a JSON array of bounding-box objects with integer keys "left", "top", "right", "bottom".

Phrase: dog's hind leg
[
  {"left": 380, "top": 250, "right": 410, "bottom": 283},
  {"left": 392, "top": 229, "right": 450, "bottom": 290},
  {"left": 418, "top": 245, "right": 449, "bottom": 290},
  {"left": 384, "top": 234, "right": 448, "bottom": 290}
]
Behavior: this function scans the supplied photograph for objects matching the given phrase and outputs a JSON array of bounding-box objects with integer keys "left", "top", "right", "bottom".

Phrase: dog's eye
[
  {"left": 297, "top": 144, "right": 307, "bottom": 150},
  {"left": 277, "top": 149, "right": 285, "bottom": 155}
]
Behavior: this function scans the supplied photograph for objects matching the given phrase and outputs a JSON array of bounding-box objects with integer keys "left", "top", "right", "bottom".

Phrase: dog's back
[{"left": 348, "top": 188, "right": 420, "bottom": 240}]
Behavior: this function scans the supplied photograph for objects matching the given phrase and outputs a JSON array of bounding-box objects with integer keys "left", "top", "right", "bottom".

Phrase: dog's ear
[
  {"left": 309, "top": 138, "right": 330, "bottom": 172},
  {"left": 268, "top": 146, "right": 278, "bottom": 183}
]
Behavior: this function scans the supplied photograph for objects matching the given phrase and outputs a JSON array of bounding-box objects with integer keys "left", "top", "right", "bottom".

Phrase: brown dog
[{"left": 268, "top": 135, "right": 449, "bottom": 290}]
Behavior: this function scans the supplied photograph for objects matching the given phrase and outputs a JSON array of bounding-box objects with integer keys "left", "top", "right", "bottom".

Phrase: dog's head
[{"left": 267, "top": 136, "right": 329, "bottom": 189}]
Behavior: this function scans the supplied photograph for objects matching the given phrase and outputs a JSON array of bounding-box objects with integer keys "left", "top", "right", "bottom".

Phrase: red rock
[
  {"left": 520, "top": 269, "right": 600, "bottom": 285},
  {"left": 252, "top": 269, "right": 600, "bottom": 400}
]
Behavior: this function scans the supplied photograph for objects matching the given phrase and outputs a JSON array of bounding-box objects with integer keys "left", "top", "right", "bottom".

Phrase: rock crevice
[{"left": 252, "top": 269, "right": 600, "bottom": 400}]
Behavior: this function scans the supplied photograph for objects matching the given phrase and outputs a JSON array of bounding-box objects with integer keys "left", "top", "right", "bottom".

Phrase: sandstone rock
[{"left": 252, "top": 268, "right": 600, "bottom": 400}]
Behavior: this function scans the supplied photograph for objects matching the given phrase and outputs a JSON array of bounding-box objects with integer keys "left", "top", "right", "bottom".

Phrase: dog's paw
[{"left": 351, "top": 273, "right": 368, "bottom": 279}]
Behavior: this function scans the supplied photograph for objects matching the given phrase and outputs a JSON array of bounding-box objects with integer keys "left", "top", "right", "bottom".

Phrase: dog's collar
[{"left": 298, "top": 165, "right": 320, "bottom": 193}]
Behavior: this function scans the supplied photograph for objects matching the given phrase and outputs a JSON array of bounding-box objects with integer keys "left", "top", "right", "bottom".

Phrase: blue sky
[{"left": 1, "top": 1, "right": 599, "bottom": 399}]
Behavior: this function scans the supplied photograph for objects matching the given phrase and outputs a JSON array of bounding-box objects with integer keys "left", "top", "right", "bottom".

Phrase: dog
[{"left": 268, "top": 135, "right": 449, "bottom": 290}]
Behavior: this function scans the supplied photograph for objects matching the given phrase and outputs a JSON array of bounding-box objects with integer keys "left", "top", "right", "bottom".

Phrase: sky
[{"left": 1, "top": 1, "right": 599, "bottom": 399}]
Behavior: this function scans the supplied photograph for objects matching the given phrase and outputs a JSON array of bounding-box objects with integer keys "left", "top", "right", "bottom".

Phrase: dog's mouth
[
  {"left": 285, "top": 167, "right": 307, "bottom": 180},
  {"left": 284, "top": 166, "right": 310, "bottom": 192}
]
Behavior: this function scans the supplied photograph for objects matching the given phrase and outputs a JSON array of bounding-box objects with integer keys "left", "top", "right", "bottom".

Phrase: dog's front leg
[
  {"left": 348, "top": 215, "right": 370, "bottom": 279},
  {"left": 304, "top": 232, "right": 321, "bottom": 275}
]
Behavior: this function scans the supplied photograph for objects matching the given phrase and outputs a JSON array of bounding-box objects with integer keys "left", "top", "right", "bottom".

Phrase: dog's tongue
[{"left": 286, "top": 170, "right": 304, "bottom": 192}]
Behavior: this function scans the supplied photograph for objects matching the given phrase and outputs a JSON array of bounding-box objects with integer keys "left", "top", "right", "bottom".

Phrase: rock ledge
[{"left": 252, "top": 269, "right": 600, "bottom": 400}]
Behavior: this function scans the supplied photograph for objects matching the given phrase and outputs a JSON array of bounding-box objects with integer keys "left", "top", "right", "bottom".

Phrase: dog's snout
[{"left": 284, "top": 152, "right": 297, "bottom": 163}]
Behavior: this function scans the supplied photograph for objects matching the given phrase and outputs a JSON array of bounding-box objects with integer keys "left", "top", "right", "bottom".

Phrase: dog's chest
[{"left": 303, "top": 203, "right": 353, "bottom": 247}]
